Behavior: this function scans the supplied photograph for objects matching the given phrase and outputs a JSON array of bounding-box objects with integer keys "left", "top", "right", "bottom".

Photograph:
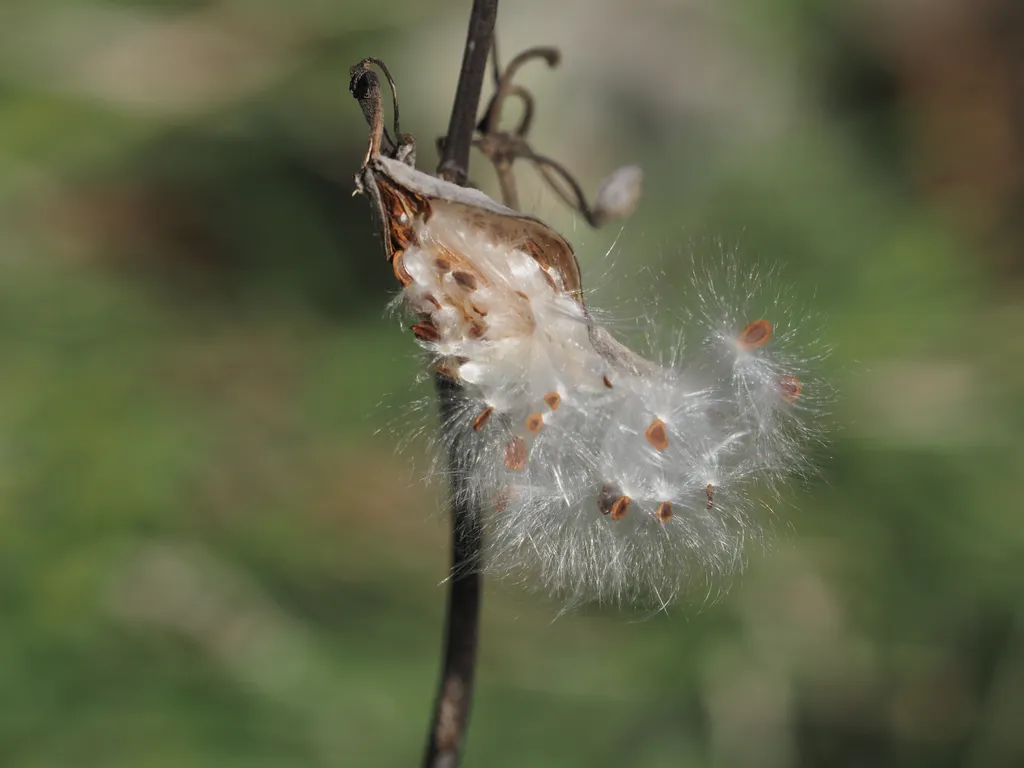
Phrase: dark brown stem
[
  {"left": 436, "top": 0, "right": 499, "bottom": 185},
  {"left": 424, "top": 1, "right": 498, "bottom": 767},
  {"left": 424, "top": 375, "right": 485, "bottom": 768}
]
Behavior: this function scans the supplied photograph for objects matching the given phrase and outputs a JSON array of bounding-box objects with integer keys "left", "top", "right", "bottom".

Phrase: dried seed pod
[{"left": 351, "top": 59, "right": 831, "bottom": 609}]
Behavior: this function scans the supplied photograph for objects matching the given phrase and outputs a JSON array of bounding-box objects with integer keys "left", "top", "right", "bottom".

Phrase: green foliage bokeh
[{"left": 0, "top": 1, "right": 1022, "bottom": 766}]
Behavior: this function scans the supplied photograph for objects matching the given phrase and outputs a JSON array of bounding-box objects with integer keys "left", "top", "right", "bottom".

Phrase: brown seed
[
  {"left": 472, "top": 406, "right": 494, "bottom": 432},
  {"left": 645, "top": 418, "right": 669, "bottom": 451},
  {"left": 409, "top": 292, "right": 441, "bottom": 315},
  {"left": 521, "top": 238, "right": 551, "bottom": 270},
  {"left": 390, "top": 230, "right": 413, "bottom": 253},
  {"left": 543, "top": 391, "right": 561, "bottom": 411},
  {"left": 410, "top": 322, "right": 440, "bottom": 343},
  {"left": 609, "top": 495, "right": 631, "bottom": 521},
  {"left": 434, "top": 361, "right": 460, "bottom": 382},
  {"left": 739, "top": 319, "right": 773, "bottom": 349},
  {"left": 514, "top": 290, "right": 530, "bottom": 302},
  {"left": 493, "top": 490, "right": 510, "bottom": 512},
  {"left": 468, "top": 320, "right": 488, "bottom": 339},
  {"left": 504, "top": 436, "right": 528, "bottom": 470},
  {"left": 452, "top": 270, "right": 478, "bottom": 291},
  {"left": 407, "top": 190, "right": 433, "bottom": 219},
  {"left": 603, "top": 375, "right": 613, "bottom": 388},
  {"left": 655, "top": 501, "right": 673, "bottom": 523},
  {"left": 392, "top": 250, "right": 413, "bottom": 286},
  {"left": 597, "top": 482, "right": 631, "bottom": 520},
  {"left": 469, "top": 301, "right": 488, "bottom": 317},
  {"left": 779, "top": 376, "right": 802, "bottom": 402},
  {"left": 597, "top": 482, "right": 621, "bottom": 515},
  {"left": 525, "top": 413, "right": 544, "bottom": 434},
  {"left": 383, "top": 188, "right": 416, "bottom": 251},
  {"left": 541, "top": 268, "right": 559, "bottom": 292},
  {"left": 434, "top": 257, "right": 452, "bottom": 273},
  {"left": 377, "top": 179, "right": 427, "bottom": 252},
  {"left": 705, "top": 483, "right": 714, "bottom": 510}
]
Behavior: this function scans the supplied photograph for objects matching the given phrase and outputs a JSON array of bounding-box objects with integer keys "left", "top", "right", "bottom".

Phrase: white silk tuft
[{"left": 391, "top": 202, "right": 830, "bottom": 609}]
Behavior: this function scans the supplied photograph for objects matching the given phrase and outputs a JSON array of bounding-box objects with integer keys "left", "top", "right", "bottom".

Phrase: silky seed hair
[
  {"left": 354, "top": 69, "right": 831, "bottom": 610},
  {"left": 395, "top": 208, "right": 827, "bottom": 607}
]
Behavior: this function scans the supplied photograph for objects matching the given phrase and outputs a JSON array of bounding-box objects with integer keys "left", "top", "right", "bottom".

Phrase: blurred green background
[{"left": 1, "top": 0, "right": 1022, "bottom": 765}]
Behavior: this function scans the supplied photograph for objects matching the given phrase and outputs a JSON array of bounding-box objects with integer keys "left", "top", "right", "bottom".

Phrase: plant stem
[
  {"left": 423, "top": 2, "right": 498, "bottom": 767},
  {"left": 436, "top": 0, "right": 499, "bottom": 186}
]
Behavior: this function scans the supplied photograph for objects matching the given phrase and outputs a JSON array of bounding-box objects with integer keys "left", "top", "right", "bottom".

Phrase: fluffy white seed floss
[{"left": 364, "top": 155, "right": 827, "bottom": 609}]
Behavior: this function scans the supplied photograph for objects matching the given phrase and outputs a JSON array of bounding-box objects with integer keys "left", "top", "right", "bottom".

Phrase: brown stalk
[{"left": 424, "top": 1, "right": 498, "bottom": 767}]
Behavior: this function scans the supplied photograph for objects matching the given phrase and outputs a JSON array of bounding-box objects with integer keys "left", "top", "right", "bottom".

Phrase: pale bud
[{"left": 591, "top": 164, "right": 643, "bottom": 225}]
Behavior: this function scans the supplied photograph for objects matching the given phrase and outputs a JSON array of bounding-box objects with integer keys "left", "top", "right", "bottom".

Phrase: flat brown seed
[
  {"left": 472, "top": 406, "right": 494, "bottom": 432},
  {"left": 434, "top": 257, "right": 452, "bottom": 273},
  {"left": 603, "top": 375, "right": 613, "bottom": 388},
  {"left": 409, "top": 292, "right": 441, "bottom": 315},
  {"left": 392, "top": 250, "right": 413, "bottom": 285},
  {"left": 468, "top": 320, "right": 487, "bottom": 339},
  {"left": 540, "top": 269, "right": 559, "bottom": 292},
  {"left": 410, "top": 322, "right": 440, "bottom": 343},
  {"left": 655, "top": 501, "right": 673, "bottom": 523},
  {"left": 645, "top": 418, "right": 669, "bottom": 451},
  {"left": 598, "top": 482, "right": 623, "bottom": 515},
  {"left": 543, "top": 391, "right": 561, "bottom": 410},
  {"left": 705, "top": 483, "right": 715, "bottom": 510},
  {"left": 525, "top": 413, "right": 543, "bottom": 434},
  {"left": 469, "top": 301, "right": 488, "bottom": 317},
  {"left": 779, "top": 376, "right": 802, "bottom": 402},
  {"left": 504, "top": 436, "right": 528, "bottom": 470},
  {"left": 739, "top": 319, "right": 773, "bottom": 349},
  {"left": 610, "top": 495, "right": 632, "bottom": 521},
  {"left": 434, "top": 362, "right": 460, "bottom": 382},
  {"left": 521, "top": 239, "right": 551, "bottom": 270},
  {"left": 452, "top": 270, "right": 478, "bottom": 291}
]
